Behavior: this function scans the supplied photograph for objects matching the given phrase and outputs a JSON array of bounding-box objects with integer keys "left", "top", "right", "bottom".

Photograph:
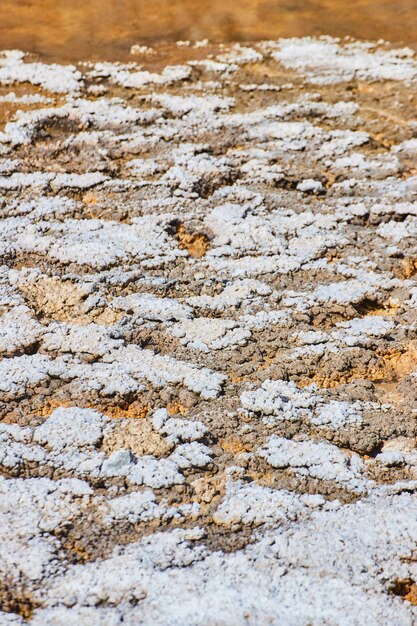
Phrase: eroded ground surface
[{"left": 1, "top": 37, "right": 417, "bottom": 624}]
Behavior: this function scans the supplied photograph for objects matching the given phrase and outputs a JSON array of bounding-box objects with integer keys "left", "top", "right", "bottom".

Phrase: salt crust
[{"left": 0, "top": 38, "right": 417, "bottom": 625}]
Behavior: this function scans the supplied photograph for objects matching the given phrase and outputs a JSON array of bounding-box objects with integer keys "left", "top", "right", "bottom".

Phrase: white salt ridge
[
  {"left": 0, "top": 305, "right": 42, "bottom": 356},
  {"left": 171, "top": 317, "right": 251, "bottom": 352},
  {"left": 111, "top": 293, "right": 193, "bottom": 321},
  {"left": 0, "top": 50, "right": 82, "bottom": 93},
  {"left": 272, "top": 37, "right": 417, "bottom": 84},
  {"left": 0, "top": 342, "right": 225, "bottom": 400},
  {"left": 42, "top": 322, "right": 123, "bottom": 356},
  {"left": 260, "top": 435, "right": 369, "bottom": 491},
  {"left": 103, "top": 490, "right": 199, "bottom": 525},
  {"left": 128, "top": 456, "right": 184, "bottom": 488},
  {"left": 213, "top": 478, "right": 326, "bottom": 527},
  {"left": 0, "top": 354, "right": 56, "bottom": 396},
  {"left": 297, "top": 178, "right": 324, "bottom": 193},
  {"left": 241, "top": 380, "right": 317, "bottom": 422},
  {"left": 312, "top": 401, "right": 363, "bottom": 428},
  {"left": 5, "top": 216, "right": 177, "bottom": 269},
  {"left": 152, "top": 408, "right": 208, "bottom": 443},
  {"left": 0, "top": 475, "right": 93, "bottom": 584},
  {"left": 150, "top": 93, "right": 235, "bottom": 116},
  {"left": 2, "top": 98, "right": 152, "bottom": 146},
  {"left": 186, "top": 279, "right": 272, "bottom": 311},
  {"left": 169, "top": 442, "right": 212, "bottom": 469},
  {"left": 241, "top": 379, "right": 364, "bottom": 430},
  {"left": 93, "top": 62, "right": 192, "bottom": 89},
  {"left": 102, "top": 345, "right": 226, "bottom": 399}
]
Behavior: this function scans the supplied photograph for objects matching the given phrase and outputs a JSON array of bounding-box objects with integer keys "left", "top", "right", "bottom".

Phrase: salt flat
[{"left": 0, "top": 37, "right": 417, "bottom": 624}]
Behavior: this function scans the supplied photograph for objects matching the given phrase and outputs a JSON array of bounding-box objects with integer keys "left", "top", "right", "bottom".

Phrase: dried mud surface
[{"left": 1, "top": 37, "right": 417, "bottom": 625}]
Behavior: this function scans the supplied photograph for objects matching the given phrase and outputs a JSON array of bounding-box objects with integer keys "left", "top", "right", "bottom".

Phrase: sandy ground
[
  {"left": 1, "top": 0, "right": 417, "bottom": 61},
  {"left": 0, "top": 37, "right": 417, "bottom": 624}
]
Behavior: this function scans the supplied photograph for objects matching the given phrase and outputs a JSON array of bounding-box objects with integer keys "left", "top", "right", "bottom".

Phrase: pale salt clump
[
  {"left": 102, "top": 345, "right": 226, "bottom": 399},
  {"left": 331, "top": 316, "right": 396, "bottom": 347},
  {"left": 332, "top": 152, "right": 401, "bottom": 178},
  {"left": 0, "top": 172, "right": 55, "bottom": 190},
  {"left": 125, "top": 158, "right": 161, "bottom": 177},
  {"left": 0, "top": 158, "right": 20, "bottom": 174},
  {"left": 0, "top": 428, "right": 47, "bottom": 470},
  {"left": 239, "top": 83, "right": 281, "bottom": 92},
  {"left": 149, "top": 93, "right": 235, "bottom": 116},
  {"left": 8, "top": 196, "right": 77, "bottom": 220},
  {"left": 239, "top": 309, "right": 289, "bottom": 330},
  {"left": 3, "top": 96, "right": 157, "bottom": 145},
  {"left": 171, "top": 317, "right": 251, "bottom": 352},
  {"left": 310, "top": 279, "right": 378, "bottom": 305},
  {"left": 241, "top": 379, "right": 317, "bottom": 421},
  {"left": 128, "top": 456, "right": 185, "bottom": 489},
  {"left": 50, "top": 172, "right": 108, "bottom": 190},
  {"left": 102, "top": 63, "right": 192, "bottom": 89},
  {"left": 317, "top": 129, "right": 370, "bottom": 159},
  {"left": 292, "top": 330, "right": 329, "bottom": 345},
  {"left": 103, "top": 489, "right": 161, "bottom": 524},
  {"left": 217, "top": 44, "right": 263, "bottom": 65},
  {"left": 213, "top": 479, "right": 325, "bottom": 527},
  {"left": 111, "top": 293, "right": 193, "bottom": 321},
  {"left": 61, "top": 360, "right": 145, "bottom": 397},
  {"left": 44, "top": 345, "right": 223, "bottom": 399},
  {"left": 369, "top": 201, "right": 417, "bottom": 218},
  {"left": 189, "top": 58, "right": 236, "bottom": 75},
  {"left": 100, "top": 450, "right": 136, "bottom": 478},
  {"left": 42, "top": 322, "right": 123, "bottom": 357},
  {"left": 42, "top": 528, "right": 208, "bottom": 613},
  {"left": 239, "top": 157, "right": 285, "bottom": 184},
  {"left": 0, "top": 476, "right": 93, "bottom": 586},
  {"left": 392, "top": 138, "right": 417, "bottom": 155},
  {"left": 0, "top": 91, "right": 53, "bottom": 104},
  {"left": 372, "top": 439, "right": 417, "bottom": 470},
  {"left": 0, "top": 50, "right": 83, "bottom": 93},
  {"left": 208, "top": 254, "right": 301, "bottom": 278},
  {"left": 204, "top": 203, "right": 345, "bottom": 275},
  {"left": 242, "top": 379, "right": 366, "bottom": 430},
  {"left": 11, "top": 217, "right": 177, "bottom": 269},
  {"left": 0, "top": 354, "right": 57, "bottom": 397},
  {"left": 297, "top": 179, "right": 324, "bottom": 193},
  {"left": 377, "top": 217, "right": 417, "bottom": 243},
  {"left": 259, "top": 435, "right": 369, "bottom": 491},
  {"left": 103, "top": 490, "right": 199, "bottom": 525},
  {"left": 186, "top": 279, "right": 272, "bottom": 311},
  {"left": 272, "top": 37, "right": 417, "bottom": 84},
  {"left": 0, "top": 305, "right": 42, "bottom": 356},
  {"left": 33, "top": 407, "right": 111, "bottom": 451},
  {"left": 169, "top": 442, "right": 213, "bottom": 469},
  {"left": 311, "top": 401, "right": 363, "bottom": 429},
  {"left": 288, "top": 315, "right": 400, "bottom": 358},
  {"left": 152, "top": 409, "right": 208, "bottom": 443},
  {"left": 130, "top": 45, "right": 155, "bottom": 56}
]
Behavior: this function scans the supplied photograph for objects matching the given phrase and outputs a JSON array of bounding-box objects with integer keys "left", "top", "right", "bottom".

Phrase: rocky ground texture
[{"left": 1, "top": 36, "right": 417, "bottom": 624}]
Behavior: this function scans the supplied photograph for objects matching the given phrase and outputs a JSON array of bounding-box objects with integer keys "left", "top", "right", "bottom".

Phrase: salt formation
[{"left": 0, "top": 37, "right": 417, "bottom": 623}]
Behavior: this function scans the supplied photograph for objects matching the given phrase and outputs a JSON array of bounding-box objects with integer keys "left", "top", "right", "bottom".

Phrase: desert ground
[{"left": 0, "top": 34, "right": 417, "bottom": 624}]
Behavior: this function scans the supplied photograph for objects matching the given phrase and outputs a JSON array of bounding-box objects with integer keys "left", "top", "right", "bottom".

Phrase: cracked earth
[{"left": 1, "top": 36, "right": 417, "bottom": 625}]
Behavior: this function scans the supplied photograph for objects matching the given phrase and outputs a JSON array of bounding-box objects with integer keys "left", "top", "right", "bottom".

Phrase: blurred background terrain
[{"left": 0, "top": 0, "right": 415, "bottom": 62}]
